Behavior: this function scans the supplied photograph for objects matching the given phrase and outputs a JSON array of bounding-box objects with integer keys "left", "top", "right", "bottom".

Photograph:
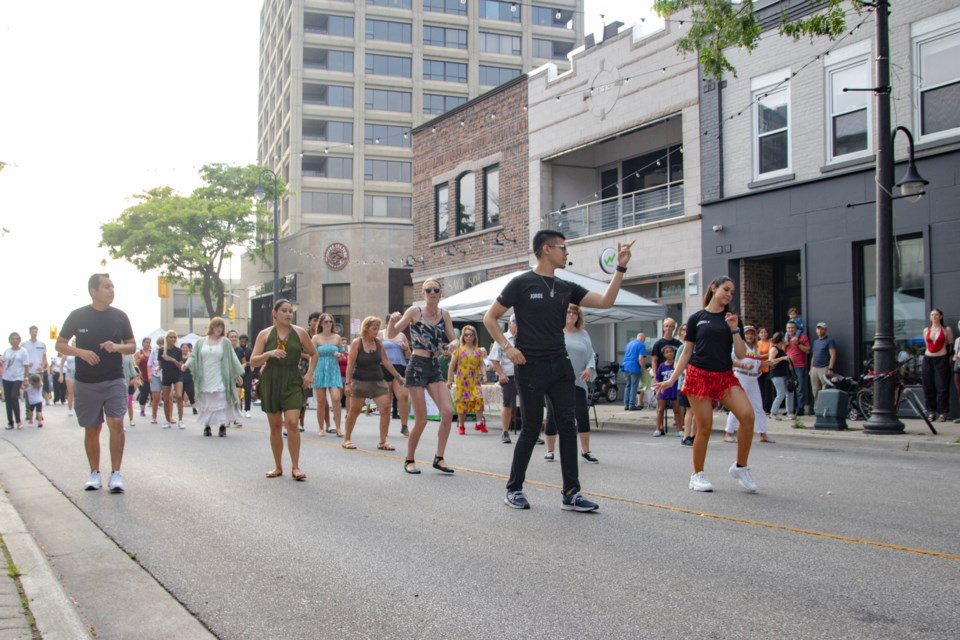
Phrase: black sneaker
[
  {"left": 504, "top": 491, "right": 530, "bottom": 509},
  {"left": 581, "top": 452, "right": 599, "bottom": 464},
  {"left": 680, "top": 436, "right": 694, "bottom": 447},
  {"left": 203, "top": 425, "right": 212, "bottom": 437},
  {"left": 536, "top": 436, "right": 545, "bottom": 445},
  {"left": 400, "top": 424, "right": 409, "bottom": 437},
  {"left": 561, "top": 491, "right": 599, "bottom": 512},
  {"left": 501, "top": 431, "right": 511, "bottom": 444},
  {"left": 218, "top": 425, "right": 227, "bottom": 437}
]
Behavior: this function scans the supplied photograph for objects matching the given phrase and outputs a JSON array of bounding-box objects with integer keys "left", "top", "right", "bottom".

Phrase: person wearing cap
[
  {"left": 724, "top": 326, "right": 772, "bottom": 443},
  {"left": 809, "top": 322, "right": 837, "bottom": 408}
]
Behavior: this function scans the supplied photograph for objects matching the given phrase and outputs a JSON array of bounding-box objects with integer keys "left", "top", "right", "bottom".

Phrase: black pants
[
  {"left": 242, "top": 373, "right": 253, "bottom": 411},
  {"left": 509, "top": 354, "right": 580, "bottom": 495},
  {"left": 3, "top": 380, "right": 22, "bottom": 426},
  {"left": 544, "top": 386, "right": 590, "bottom": 435},
  {"left": 758, "top": 373, "right": 772, "bottom": 413},
  {"left": 138, "top": 378, "right": 152, "bottom": 407},
  {"left": 922, "top": 354, "right": 951, "bottom": 415},
  {"left": 52, "top": 373, "right": 67, "bottom": 404}
]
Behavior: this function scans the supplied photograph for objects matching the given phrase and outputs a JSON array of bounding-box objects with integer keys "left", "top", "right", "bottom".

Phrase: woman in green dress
[{"left": 250, "top": 299, "right": 318, "bottom": 481}]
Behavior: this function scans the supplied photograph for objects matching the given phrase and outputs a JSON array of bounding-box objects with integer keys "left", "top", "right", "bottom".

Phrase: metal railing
[{"left": 543, "top": 181, "right": 685, "bottom": 238}]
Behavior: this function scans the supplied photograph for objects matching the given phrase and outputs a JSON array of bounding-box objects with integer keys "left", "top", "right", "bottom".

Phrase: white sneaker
[
  {"left": 729, "top": 463, "right": 758, "bottom": 493},
  {"left": 84, "top": 470, "right": 102, "bottom": 491},
  {"left": 178, "top": 421, "right": 185, "bottom": 429},
  {"left": 67, "top": 410, "right": 74, "bottom": 417},
  {"left": 162, "top": 422, "right": 172, "bottom": 429},
  {"left": 689, "top": 471, "right": 714, "bottom": 492},
  {"left": 244, "top": 411, "right": 251, "bottom": 418},
  {"left": 108, "top": 471, "right": 125, "bottom": 493},
  {"left": 129, "top": 420, "right": 135, "bottom": 427}
]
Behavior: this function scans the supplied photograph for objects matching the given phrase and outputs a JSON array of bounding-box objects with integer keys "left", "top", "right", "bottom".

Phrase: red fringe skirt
[{"left": 681, "top": 364, "right": 741, "bottom": 402}]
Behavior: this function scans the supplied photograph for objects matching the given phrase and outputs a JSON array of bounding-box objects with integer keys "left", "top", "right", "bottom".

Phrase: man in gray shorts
[{"left": 56, "top": 274, "right": 136, "bottom": 493}]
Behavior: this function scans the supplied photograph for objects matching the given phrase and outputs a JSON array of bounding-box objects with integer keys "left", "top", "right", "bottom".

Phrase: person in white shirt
[
  {"left": 24, "top": 326, "right": 49, "bottom": 415},
  {"left": 488, "top": 314, "right": 519, "bottom": 444},
  {"left": 3, "top": 333, "right": 32, "bottom": 428}
]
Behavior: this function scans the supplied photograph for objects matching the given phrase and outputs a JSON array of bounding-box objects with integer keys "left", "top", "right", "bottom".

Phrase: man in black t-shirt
[
  {"left": 484, "top": 230, "right": 634, "bottom": 512},
  {"left": 651, "top": 317, "right": 683, "bottom": 376},
  {"left": 235, "top": 333, "right": 254, "bottom": 416},
  {"left": 56, "top": 273, "right": 136, "bottom": 494}
]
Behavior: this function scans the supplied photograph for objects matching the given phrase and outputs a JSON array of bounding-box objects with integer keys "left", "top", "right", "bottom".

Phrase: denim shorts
[{"left": 404, "top": 354, "right": 443, "bottom": 388}]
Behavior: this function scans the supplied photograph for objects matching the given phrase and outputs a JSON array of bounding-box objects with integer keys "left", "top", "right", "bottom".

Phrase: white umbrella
[{"left": 439, "top": 268, "right": 667, "bottom": 324}]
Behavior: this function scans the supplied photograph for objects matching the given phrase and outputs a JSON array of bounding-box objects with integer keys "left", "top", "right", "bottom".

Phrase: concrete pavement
[{"left": 0, "top": 399, "right": 955, "bottom": 639}]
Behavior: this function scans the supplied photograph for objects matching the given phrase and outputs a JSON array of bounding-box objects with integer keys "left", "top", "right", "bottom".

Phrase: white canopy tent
[{"left": 439, "top": 268, "right": 667, "bottom": 324}]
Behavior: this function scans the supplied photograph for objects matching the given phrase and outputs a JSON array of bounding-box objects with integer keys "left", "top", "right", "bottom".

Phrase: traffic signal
[
  {"left": 157, "top": 277, "right": 170, "bottom": 298},
  {"left": 49, "top": 326, "right": 57, "bottom": 340},
  {"left": 229, "top": 305, "right": 236, "bottom": 322}
]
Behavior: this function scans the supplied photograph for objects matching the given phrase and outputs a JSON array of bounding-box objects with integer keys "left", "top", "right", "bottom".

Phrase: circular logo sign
[
  {"left": 324, "top": 242, "right": 350, "bottom": 271},
  {"left": 599, "top": 247, "right": 618, "bottom": 274}
]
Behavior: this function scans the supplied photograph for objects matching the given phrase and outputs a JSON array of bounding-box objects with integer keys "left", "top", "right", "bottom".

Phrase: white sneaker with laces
[
  {"left": 689, "top": 471, "right": 714, "bottom": 492},
  {"left": 244, "top": 411, "right": 251, "bottom": 418},
  {"left": 178, "top": 421, "right": 186, "bottom": 429},
  {"left": 729, "top": 463, "right": 758, "bottom": 493},
  {"left": 84, "top": 471, "right": 102, "bottom": 491},
  {"left": 108, "top": 471, "right": 125, "bottom": 493}
]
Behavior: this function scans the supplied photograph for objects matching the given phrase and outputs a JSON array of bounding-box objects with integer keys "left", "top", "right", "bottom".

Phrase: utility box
[{"left": 814, "top": 389, "right": 849, "bottom": 430}]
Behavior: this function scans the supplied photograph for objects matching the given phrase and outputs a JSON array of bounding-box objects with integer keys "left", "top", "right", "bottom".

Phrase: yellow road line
[{"left": 250, "top": 427, "right": 960, "bottom": 562}]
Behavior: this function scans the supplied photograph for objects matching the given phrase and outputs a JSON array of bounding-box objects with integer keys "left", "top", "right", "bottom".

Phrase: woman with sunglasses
[
  {"left": 448, "top": 325, "right": 487, "bottom": 435},
  {"left": 387, "top": 278, "right": 457, "bottom": 475},
  {"left": 158, "top": 330, "right": 186, "bottom": 429},
  {"left": 654, "top": 275, "right": 759, "bottom": 493},
  {"left": 311, "top": 313, "right": 345, "bottom": 437},
  {"left": 250, "top": 299, "right": 318, "bottom": 481}
]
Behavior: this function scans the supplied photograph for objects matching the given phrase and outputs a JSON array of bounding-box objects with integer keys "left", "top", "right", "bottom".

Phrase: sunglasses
[
  {"left": 548, "top": 243, "right": 567, "bottom": 251},
  {"left": 463, "top": 333, "right": 475, "bottom": 337},
  {"left": 424, "top": 287, "right": 441, "bottom": 294}
]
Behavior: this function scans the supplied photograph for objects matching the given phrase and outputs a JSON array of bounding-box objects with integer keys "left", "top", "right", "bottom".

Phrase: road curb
[{"left": 0, "top": 470, "right": 91, "bottom": 639}]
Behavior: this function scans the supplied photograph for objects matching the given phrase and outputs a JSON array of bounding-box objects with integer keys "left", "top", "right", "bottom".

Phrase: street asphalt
[{"left": 0, "top": 399, "right": 957, "bottom": 639}]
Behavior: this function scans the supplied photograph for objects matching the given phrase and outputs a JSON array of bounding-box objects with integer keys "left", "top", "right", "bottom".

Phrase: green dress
[{"left": 259, "top": 327, "right": 305, "bottom": 413}]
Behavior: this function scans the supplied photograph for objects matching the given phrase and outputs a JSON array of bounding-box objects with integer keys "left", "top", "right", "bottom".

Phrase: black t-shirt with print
[
  {"left": 684, "top": 309, "right": 743, "bottom": 372},
  {"left": 497, "top": 271, "right": 588, "bottom": 360},
  {"left": 652, "top": 337, "right": 682, "bottom": 366},
  {"left": 158, "top": 346, "right": 184, "bottom": 379},
  {"left": 59, "top": 305, "right": 134, "bottom": 383}
]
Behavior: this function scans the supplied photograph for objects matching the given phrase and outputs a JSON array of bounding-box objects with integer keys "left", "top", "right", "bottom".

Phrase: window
[
  {"left": 533, "top": 38, "right": 574, "bottom": 60},
  {"left": 481, "top": 0, "right": 520, "bottom": 22},
  {"left": 365, "top": 19, "right": 412, "bottom": 43},
  {"left": 364, "top": 123, "right": 410, "bottom": 147},
  {"left": 364, "top": 88, "right": 412, "bottom": 112},
  {"left": 303, "top": 48, "right": 354, "bottom": 72},
  {"left": 484, "top": 165, "right": 500, "bottom": 227},
  {"left": 532, "top": 6, "right": 573, "bottom": 28},
  {"left": 323, "top": 284, "right": 351, "bottom": 339},
  {"left": 423, "top": 93, "right": 467, "bottom": 115},
  {"left": 364, "top": 159, "right": 411, "bottom": 182},
  {"left": 366, "top": 0, "right": 411, "bottom": 8},
  {"left": 479, "top": 65, "right": 521, "bottom": 86},
  {"left": 365, "top": 195, "right": 411, "bottom": 218},
  {"left": 302, "top": 192, "right": 353, "bottom": 215},
  {"left": 424, "top": 0, "right": 467, "bottom": 16},
  {"left": 479, "top": 32, "right": 521, "bottom": 55},
  {"left": 457, "top": 172, "right": 476, "bottom": 234},
  {"left": 424, "top": 59, "right": 467, "bottom": 83},
  {"left": 303, "top": 13, "right": 354, "bottom": 36},
  {"left": 752, "top": 77, "right": 790, "bottom": 178},
  {"left": 424, "top": 25, "right": 468, "bottom": 49},
  {"left": 302, "top": 157, "right": 353, "bottom": 178},
  {"left": 859, "top": 236, "right": 925, "bottom": 362},
  {"left": 365, "top": 53, "right": 412, "bottom": 77},
  {"left": 915, "top": 26, "right": 960, "bottom": 138},
  {"left": 303, "top": 83, "right": 353, "bottom": 107},
  {"left": 826, "top": 59, "right": 870, "bottom": 160},
  {"left": 173, "top": 292, "right": 205, "bottom": 319},
  {"left": 436, "top": 184, "right": 449, "bottom": 241},
  {"left": 303, "top": 120, "right": 353, "bottom": 143}
]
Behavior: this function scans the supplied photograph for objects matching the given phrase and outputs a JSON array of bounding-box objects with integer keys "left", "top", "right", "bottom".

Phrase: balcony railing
[{"left": 543, "top": 181, "right": 685, "bottom": 238}]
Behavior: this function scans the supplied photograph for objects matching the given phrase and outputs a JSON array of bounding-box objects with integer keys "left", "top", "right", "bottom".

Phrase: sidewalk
[{"left": 590, "top": 401, "right": 960, "bottom": 454}]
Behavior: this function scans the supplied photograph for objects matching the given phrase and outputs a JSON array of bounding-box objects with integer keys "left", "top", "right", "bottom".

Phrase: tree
[
  {"left": 100, "top": 163, "right": 284, "bottom": 317},
  {"left": 653, "top": 0, "right": 863, "bottom": 81}
]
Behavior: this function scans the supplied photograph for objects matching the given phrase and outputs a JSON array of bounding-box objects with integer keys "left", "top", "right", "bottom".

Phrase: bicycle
[{"left": 852, "top": 361, "right": 937, "bottom": 434}]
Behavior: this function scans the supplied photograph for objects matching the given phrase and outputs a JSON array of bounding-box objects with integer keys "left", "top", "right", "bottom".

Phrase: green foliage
[
  {"left": 653, "top": 0, "right": 863, "bottom": 81},
  {"left": 100, "top": 164, "right": 284, "bottom": 317}
]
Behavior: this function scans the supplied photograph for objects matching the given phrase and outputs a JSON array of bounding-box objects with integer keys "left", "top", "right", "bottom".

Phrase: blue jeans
[
  {"left": 792, "top": 365, "right": 806, "bottom": 413},
  {"left": 623, "top": 371, "right": 641, "bottom": 409},
  {"left": 509, "top": 354, "right": 579, "bottom": 495}
]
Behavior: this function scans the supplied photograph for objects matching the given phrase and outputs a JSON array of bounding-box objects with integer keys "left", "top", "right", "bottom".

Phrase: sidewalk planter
[{"left": 814, "top": 390, "right": 849, "bottom": 430}]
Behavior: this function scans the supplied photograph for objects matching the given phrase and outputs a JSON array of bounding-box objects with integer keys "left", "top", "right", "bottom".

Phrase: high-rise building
[{"left": 249, "top": 0, "right": 582, "bottom": 337}]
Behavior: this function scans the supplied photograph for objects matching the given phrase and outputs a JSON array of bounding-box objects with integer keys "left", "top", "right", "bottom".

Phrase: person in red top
[
  {"left": 922, "top": 308, "right": 954, "bottom": 422},
  {"left": 784, "top": 320, "right": 810, "bottom": 415}
]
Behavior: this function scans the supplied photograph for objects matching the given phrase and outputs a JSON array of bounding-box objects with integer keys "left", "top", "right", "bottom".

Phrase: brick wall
[{"left": 739, "top": 259, "right": 774, "bottom": 332}]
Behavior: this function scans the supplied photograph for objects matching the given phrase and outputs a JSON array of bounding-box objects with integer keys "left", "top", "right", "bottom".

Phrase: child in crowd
[
  {"left": 26, "top": 374, "right": 44, "bottom": 428},
  {"left": 788, "top": 307, "right": 805, "bottom": 335},
  {"left": 655, "top": 345, "right": 680, "bottom": 436}
]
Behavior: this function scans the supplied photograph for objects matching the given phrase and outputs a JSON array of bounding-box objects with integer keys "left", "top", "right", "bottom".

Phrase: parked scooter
[{"left": 590, "top": 359, "right": 619, "bottom": 404}]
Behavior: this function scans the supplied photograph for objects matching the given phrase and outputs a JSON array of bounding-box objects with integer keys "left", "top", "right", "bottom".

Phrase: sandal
[
  {"left": 265, "top": 469, "right": 283, "bottom": 478},
  {"left": 404, "top": 460, "right": 421, "bottom": 474},
  {"left": 341, "top": 441, "right": 357, "bottom": 450},
  {"left": 292, "top": 469, "right": 307, "bottom": 481},
  {"left": 326, "top": 428, "right": 338, "bottom": 434},
  {"left": 377, "top": 442, "right": 395, "bottom": 451},
  {"left": 723, "top": 434, "right": 736, "bottom": 443},
  {"left": 432, "top": 455, "right": 455, "bottom": 474},
  {"left": 759, "top": 434, "right": 776, "bottom": 443}
]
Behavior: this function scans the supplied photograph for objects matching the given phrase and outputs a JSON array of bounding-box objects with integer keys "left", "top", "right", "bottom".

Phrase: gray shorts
[
  {"left": 351, "top": 379, "right": 389, "bottom": 399},
  {"left": 149, "top": 374, "right": 162, "bottom": 393},
  {"left": 75, "top": 379, "right": 128, "bottom": 428}
]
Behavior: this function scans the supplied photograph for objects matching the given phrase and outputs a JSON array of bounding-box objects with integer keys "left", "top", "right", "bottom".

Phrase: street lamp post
[
  {"left": 864, "top": 0, "right": 928, "bottom": 434},
  {"left": 255, "top": 168, "right": 280, "bottom": 305}
]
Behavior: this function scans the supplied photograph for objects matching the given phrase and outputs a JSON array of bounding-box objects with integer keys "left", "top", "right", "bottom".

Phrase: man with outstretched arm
[
  {"left": 56, "top": 274, "right": 136, "bottom": 493},
  {"left": 483, "top": 230, "right": 633, "bottom": 512}
]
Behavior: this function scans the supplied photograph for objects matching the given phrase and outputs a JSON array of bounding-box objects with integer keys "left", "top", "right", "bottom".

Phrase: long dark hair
[{"left": 703, "top": 275, "right": 733, "bottom": 310}]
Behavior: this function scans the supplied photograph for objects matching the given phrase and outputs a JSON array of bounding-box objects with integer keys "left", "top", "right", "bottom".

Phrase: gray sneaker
[
  {"left": 504, "top": 491, "right": 530, "bottom": 509},
  {"left": 108, "top": 471, "right": 125, "bottom": 494},
  {"left": 561, "top": 491, "right": 599, "bottom": 512},
  {"left": 84, "top": 471, "right": 102, "bottom": 491},
  {"left": 729, "top": 463, "right": 758, "bottom": 493},
  {"left": 501, "top": 431, "right": 511, "bottom": 444}
]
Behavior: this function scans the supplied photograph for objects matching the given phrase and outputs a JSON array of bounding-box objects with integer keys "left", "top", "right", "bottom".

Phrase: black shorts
[
  {"left": 382, "top": 363, "right": 406, "bottom": 383},
  {"left": 500, "top": 376, "right": 517, "bottom": 408},
  {"left": 678, "top": 391, "right": 690, "bottom": 408},
  {"left": 162, "top": 370, "right": 183, "bottom": 386},
  {"left": 404, "top": 355, "right": 442, "bottom": 388}
]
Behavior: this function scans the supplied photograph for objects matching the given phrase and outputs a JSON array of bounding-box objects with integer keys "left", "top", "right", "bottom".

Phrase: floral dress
[{"left": 452, "top": 346, "right": 485, "bottom": 414}]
